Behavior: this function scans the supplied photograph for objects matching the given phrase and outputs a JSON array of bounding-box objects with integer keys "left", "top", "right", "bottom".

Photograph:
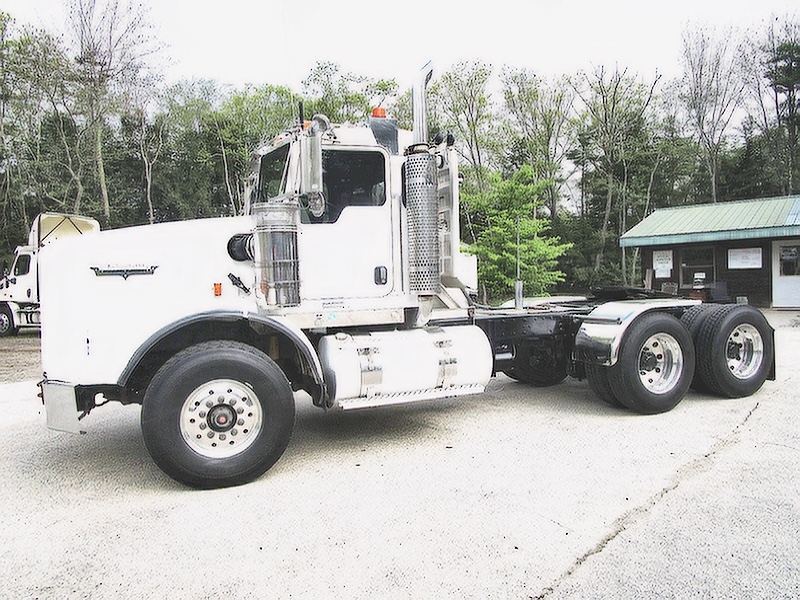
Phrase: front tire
[
  {"left": 0, "top": 305, "right": 18, "bottom": 337},
  {"left": 608, "top": 313, "right": 695, "bottom": 414},
  {"left": 141, "top": 341, "right": 295, "bottom": 489}
]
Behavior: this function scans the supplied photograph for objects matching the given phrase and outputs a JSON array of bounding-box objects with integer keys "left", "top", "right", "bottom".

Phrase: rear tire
[
  {"left": 141, "top": 341, "right": 295, "bottom": 489},
  {"left": 586, "top": 363, "right": 624, "bottom": 407},
  {"left": 608, "top": 313, "right": 695, "bottom": 414},
  {"left": 680, "top": 304, "right": 714, "bottom": 339},
  {"left": 694, "top": 305, "right": 773, "bottom": 398},
  {"left": 680, "top": 304, "right": 715, "bottom": 391},
  {"left": 503, "top": 343, "right": 568, "bottom": 387}
]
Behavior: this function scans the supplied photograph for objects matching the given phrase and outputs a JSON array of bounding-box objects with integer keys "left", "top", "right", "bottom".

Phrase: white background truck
[
  {"left": 0, "top": 213, "right": 99, "bottom": 336},
  {"left": 38, "top": 65, "right": 775, "bottom": 488}
]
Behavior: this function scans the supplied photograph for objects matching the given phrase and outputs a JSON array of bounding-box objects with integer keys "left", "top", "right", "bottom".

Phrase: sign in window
[{"left": 728, "top": 247, "right": 762, "bottom": 269}]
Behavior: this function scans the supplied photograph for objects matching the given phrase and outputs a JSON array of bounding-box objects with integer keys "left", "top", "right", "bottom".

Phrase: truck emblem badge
[{"left": 90, "top": 265, "right": 159, "bottom": 280}]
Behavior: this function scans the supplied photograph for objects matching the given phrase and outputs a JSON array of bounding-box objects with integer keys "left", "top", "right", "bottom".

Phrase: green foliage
[
  {"left": 2, "top": 5, "right": 800, "bottom": 299},
  {"left": 302, "top": 61, "right": 370, "bottom": 123},
  {"left": 431, "top": 61, "right": 497, "bottom": 175},
  {"left": 465, "top": 166, "right": 571, "bottom": 302}
]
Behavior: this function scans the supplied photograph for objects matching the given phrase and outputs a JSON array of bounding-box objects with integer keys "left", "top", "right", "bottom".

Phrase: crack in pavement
[{"left": 532, "top": 400, "right": 762, "bottom": 600}]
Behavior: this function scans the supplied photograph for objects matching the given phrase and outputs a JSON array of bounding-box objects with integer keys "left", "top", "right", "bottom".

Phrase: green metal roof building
[{"left": 620, "top": 196, "right": 800, "bottom": 308}]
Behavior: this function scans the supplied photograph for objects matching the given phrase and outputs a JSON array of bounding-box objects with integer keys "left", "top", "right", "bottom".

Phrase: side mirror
[{"left": 300, "top": 114, "right": 329, "bottom": 218}]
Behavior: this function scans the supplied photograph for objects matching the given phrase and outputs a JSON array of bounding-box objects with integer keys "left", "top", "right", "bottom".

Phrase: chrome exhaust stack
[
  {"left": 412, "top": 61, "right": 434, "bottom": 146},
  {"left": 405, "top": 62, "right": 439, "bottom": 295}
]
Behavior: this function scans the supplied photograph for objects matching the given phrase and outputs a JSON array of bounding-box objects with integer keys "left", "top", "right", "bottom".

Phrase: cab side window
[
  {"left": 304, "top": 150, "right": 386, "bottom": 223},
  {"left": 14, "top": 254, "right": 31, "bottom": 277}
]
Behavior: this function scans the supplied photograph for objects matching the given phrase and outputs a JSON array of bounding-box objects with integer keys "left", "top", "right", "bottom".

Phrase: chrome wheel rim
[
  {"left": 726, "top": 324, "right": 764, "bottom": 380},
  {"left": 180, "top": 379, "right": 263, "bottom": 458},
  {"left": 637, "top": 333, "right": 683, "bottom": 394}
]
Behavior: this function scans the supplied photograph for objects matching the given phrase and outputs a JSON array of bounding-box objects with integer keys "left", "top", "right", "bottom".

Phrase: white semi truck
[
  {"left": 1, "top": 213, "right": 100, "bottom": 336},
  {"left": 38, "top": 65, "right": 775, "bottom": 488}
]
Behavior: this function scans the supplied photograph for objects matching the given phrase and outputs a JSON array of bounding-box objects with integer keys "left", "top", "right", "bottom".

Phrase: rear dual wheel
[
  {"left": 586, "top": 305, "right": 774, "bottom": 413},
  {"left": 586, "top": 313, "right": 695, "bottom": 414},
  {"left": 693, "top": 305, "right": 773, "bottom": 398},
  {"left": 585, "top": 363, "right": 623, "bottom": 408},
  {"left": 680, "top": 304, "right": 716, "bottom": 391}
]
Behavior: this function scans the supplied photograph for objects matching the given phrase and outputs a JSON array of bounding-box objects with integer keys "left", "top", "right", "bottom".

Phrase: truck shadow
[
  {"left": 278, "top": 377, "right": 624, "bottom": 466},
  {"left": 21, "top": 376, "right": 733, "bottom": 492}
]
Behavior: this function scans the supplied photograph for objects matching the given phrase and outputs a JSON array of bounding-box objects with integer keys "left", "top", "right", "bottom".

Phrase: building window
[
  {"left": 779, "top": 245, "right": 800, "bottom": 276},
  {"left": 680, "top": 246, "right": 715, "bottom": 288}
]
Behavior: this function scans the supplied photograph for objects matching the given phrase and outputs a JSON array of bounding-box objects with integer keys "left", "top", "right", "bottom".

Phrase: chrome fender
[{"left": 574, "top": 299, "right": 700, "bottom": 366}]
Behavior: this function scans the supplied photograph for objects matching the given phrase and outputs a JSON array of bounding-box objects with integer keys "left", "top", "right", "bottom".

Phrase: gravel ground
[{"left": 0, "top": 329, "right": 41, "bottom": 382}]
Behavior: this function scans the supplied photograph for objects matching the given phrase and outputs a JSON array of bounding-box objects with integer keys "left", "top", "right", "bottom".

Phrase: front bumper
[{"left": 41, "top": 381, "right": 84, "bottom": 434}]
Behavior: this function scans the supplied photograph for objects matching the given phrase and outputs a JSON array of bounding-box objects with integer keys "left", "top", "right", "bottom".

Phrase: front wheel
[
  {"left": 141, "top": 341, "right": 295, "bottom": 489},
  {"left": 608, "top": 313, "right": 695, "bottom": 414},
  {"left": 0, "top": 305, "right": 18, "bottom": 337}
]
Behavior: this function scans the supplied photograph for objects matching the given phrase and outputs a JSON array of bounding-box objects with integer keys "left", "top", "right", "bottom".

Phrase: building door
[{"left": 772, "top": 240, "right": 800, "bottom": 307}]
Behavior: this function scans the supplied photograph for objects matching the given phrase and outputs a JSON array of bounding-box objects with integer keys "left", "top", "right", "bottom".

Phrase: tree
[
  {"left": 0, "top": 14, "right": 86, "bottom": 247},
  {"left": 431, "top": 61, "right": 497, "bottom": 181},
  {"left": 763, "top": 16, "right": 800, "bottom": 194},
  {"left": 571, "top": 67, "right": 659, "bottom": 274},
  {"left": 501, "top": 68, "right": 575, "bottom": 224},
  {"left": 468, "top": 166, "right": 571, "bottom": 302},
  {"left": 431, "top": 61, "right": 498, "bottom": 281},
  {"left": 680, "top": 25, "right": 745, "bottom": 202},
  {"left": 216, "top": 84, "right": 300, "bottom": 214},
  {"left": 301, "top": 61, "right": 373, "bottom": 124},
  {"left": 154, "top": 79, "right": 231, "bottom": 222},
  {"left": 66, "top": 0, "right": 161, "bottom": 222}
]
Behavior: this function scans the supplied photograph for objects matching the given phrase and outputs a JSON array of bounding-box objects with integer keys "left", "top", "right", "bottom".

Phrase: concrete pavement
[{"left": 0, "top": 311, "right": 797, "bottom": 598}]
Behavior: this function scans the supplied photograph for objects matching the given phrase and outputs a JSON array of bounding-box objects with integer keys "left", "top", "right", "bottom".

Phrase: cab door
[
  {"left": 298, "top": 147, "right": 395, "bottom": 300},
  {"left": 1, "top": 251, "right": 36, "bottom": 303}
]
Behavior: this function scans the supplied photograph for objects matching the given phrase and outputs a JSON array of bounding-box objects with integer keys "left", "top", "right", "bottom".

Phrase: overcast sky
[{"left": 5, "top": 0, "right": 799, "bottom": 91}]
